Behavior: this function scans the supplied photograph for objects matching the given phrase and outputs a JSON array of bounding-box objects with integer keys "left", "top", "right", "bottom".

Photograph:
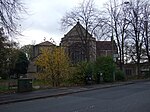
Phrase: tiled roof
[
  {"left": 96, "top": 41, "right": 111, "bottom": 50},
  {"left": 96, "top": 41, "right": 117, "bottom": 50}
]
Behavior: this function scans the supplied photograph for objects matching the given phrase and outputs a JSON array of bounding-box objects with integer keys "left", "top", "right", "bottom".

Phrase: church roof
[
  {"left": 96, "top": 41, "right": 117, "bottom": 50},
  {"left": 35, "top": 41, "right": 55, "bottom": 46},
  {"left": 65, "top": 22, "right": 92, "bottom": 37}
]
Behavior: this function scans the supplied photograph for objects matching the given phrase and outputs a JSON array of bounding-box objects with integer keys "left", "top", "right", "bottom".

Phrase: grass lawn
[
  {"left": 0, "top": 79, "right": 17, "bottom": 93},
  {"left": 0, "top": 85, "right": 8, "bottom": 92}
]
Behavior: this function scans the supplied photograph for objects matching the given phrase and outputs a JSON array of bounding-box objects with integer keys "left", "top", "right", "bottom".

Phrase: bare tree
[
  {"left": 61, "top": 0, "right": 101, "bottom": 62},
  {"left": 126, "top": 0, "right": 147, "bottom": 76},
  {"left": 142, "top": 2, "right": 150, "bottom": 64},
  {"left": 99, "top": 0, "right": 150, "bottom": 76},
  {"left": 103, "top": 0, "right": 130, "bottom": 70},
  {"left": 0, "top": 0, "right": 25, "bottom": 36}
]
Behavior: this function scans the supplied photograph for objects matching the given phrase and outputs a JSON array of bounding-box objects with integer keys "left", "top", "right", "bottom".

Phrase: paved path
[{"left": 0, "top": 79, "right": 148, "bottom": 105}]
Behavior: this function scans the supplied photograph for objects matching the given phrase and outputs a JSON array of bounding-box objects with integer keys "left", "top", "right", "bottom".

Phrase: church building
[{"left": 60, "top": 22, "right": 117, "bottom": 64}]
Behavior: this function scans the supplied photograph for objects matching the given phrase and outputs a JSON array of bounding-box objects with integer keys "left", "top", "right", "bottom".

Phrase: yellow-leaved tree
[{"left": 35, "top": 46, "right": 70, "bottom": 87}]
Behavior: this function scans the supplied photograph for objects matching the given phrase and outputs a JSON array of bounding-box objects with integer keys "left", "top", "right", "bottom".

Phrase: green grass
[
  {"left": 0, "top": 85, "right": 9, "bottom": 92},
  {"left": 0, "top": 79, "right": 17, "bottom": 93}
]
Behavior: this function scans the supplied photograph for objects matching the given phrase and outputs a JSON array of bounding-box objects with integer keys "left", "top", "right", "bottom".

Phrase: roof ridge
[
  {"left": 65, "top": 22, "right": 91, "bottom": 37},
  {"left": 36, "top": 41, "right": 55, "bottom": 46}
]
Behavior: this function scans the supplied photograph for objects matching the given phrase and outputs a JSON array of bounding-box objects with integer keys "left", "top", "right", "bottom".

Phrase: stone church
[
  {"left": 28, "top": 22, "right": 150, "bottom": 78},
  {"left": 60, "top": 21, "right": 117, "bottom": 64},
  {"left": 27, "top": 22, "right": 117, "bottom": 77}
]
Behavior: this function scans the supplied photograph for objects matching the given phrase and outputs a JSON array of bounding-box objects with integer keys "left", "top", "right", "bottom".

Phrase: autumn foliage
[{"left": 35, "top": 46, "right": 70, "bottom": 87}]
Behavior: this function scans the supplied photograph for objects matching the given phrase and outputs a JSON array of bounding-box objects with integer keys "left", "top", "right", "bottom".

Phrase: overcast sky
[{"left": 18, "top": 0, "right": 108, "bottom": 46}]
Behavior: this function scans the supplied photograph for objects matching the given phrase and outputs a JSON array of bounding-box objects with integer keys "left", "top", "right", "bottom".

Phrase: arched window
[{"left": 68, "top": 42, "right": 86, "bottom": 64}]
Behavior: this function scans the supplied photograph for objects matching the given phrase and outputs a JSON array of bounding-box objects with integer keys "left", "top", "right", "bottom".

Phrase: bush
[
  {"left": 144, "top": 71, "right": 150, "bottom": 78},
  {"left": 0, "top": 73, "right": 9, "bottom": 79},
  {"left": 94, "top": 56, "right": 115, "bottom": 82},
  {"left": 115, "top": 69, "right": 125, "bottom": 81},
  {"left": 68, "top": 61, "right": 94, "bottom": 85},
  {"left": 69, "top": 72, "right": 86, "bottom": 85}
]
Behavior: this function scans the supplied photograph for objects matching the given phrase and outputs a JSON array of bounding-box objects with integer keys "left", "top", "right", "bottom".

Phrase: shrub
[
  {"left": 94, "top": 56, "right": 115, "bottom": 82},
  {"left": 115, "top": 69, "right": 125, "bottom": 81},
  {"left": 144, "top": 71, "right": 150, "bottom": 78},
  {"left": 67, "top": 66, "right": 86, "bottom": 85},
  {"left": 68, "top": 61, "right": 94, "bottom": 85}
]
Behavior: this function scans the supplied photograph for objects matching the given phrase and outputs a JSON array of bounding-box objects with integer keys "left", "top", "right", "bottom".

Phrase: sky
[{"left": 17, "top": 0, "right": 108, "bottom": 46}]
